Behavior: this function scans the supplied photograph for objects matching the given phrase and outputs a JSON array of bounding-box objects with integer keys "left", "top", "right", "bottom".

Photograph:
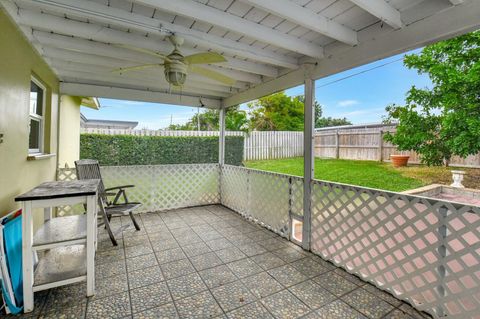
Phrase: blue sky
[{"left": 81, "top": 49, "right": 432, "bottom": 129}]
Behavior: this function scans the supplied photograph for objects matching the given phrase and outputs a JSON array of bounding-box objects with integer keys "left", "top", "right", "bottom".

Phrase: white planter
[{"left": 451, "top": 170, "right": 465, "bottom": 188}]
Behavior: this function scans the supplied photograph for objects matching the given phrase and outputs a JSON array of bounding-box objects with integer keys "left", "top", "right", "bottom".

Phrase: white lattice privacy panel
[
  {"left": 100, "top": 164, "right": 220, "bottom": 212},
  {"left": 58, "top": 164, "right": 219, "bottom": 213},
  {"left": 221, "top": 165, "right": 303, "bottom": 238},
  {"left": 221, "top": 165, "right": 248, "bottom": 214},
  {"left": 310, "top": 181, "right": 480, "bottom": 318},
  {"left": 56, "top": 168, "right": 85, "bottom": 216}
]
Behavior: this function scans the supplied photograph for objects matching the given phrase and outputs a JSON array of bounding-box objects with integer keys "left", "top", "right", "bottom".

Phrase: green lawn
[{"left": 244, "top": 157, "right": 425, "bottom": 192}]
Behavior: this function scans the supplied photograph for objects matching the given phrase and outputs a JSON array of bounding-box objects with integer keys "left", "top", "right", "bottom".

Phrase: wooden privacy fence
[
  {"left": 314, "top": 123, "right": 480, "bottom": 168},
  {"left": 81, "top": 128, "right": 303, "bottom": 161}
]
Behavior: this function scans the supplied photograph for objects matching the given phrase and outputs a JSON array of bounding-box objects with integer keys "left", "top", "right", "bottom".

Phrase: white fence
[
  {"left": 57, "top": 163, "right": 480, "bottom": 318},
  {"left": 81, "top": 128, "right": 303, "bottom": 161}
]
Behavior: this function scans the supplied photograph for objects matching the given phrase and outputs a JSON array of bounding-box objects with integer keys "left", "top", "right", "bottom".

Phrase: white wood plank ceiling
[{"left": 1, "top": 0, "right": 479, "bottom": 108}]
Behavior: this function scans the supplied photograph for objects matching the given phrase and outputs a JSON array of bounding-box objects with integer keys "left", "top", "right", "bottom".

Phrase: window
[{"left": 29, "top": 78, "right": 45, "bottom": 153}]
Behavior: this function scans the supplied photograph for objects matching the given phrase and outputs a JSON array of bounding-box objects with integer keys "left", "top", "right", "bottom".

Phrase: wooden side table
[{"left": 15, "top": 179, "right": 99, "bottom": 313}]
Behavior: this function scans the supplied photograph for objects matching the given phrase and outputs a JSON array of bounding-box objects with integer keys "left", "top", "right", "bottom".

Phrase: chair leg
[
  {"left": 129, "top": 212, "right": 141, "bottom": 231},
  {"left": 105, "top": 216, "right": 118, "bottom": 246},
  {"left": 99, "top": 201, "right": 118, "bottom": 246},
  {"left": 104, "top": 214, "right": 112, "bottom": 229}
]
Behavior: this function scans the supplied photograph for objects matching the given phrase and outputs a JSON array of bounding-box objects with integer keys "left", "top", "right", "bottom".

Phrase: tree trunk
[{"left": 444, "top": 158, "right": 450, "bottom": 167}]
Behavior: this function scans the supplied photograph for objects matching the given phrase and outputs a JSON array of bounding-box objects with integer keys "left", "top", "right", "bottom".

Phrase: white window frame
[{"left": 29, "top": 76, "right": 46, "bottom": 154}]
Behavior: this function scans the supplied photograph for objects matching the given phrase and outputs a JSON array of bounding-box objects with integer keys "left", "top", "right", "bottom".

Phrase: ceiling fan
[{"left": 113, "top": 35, "right": 236, "bottom": 87}]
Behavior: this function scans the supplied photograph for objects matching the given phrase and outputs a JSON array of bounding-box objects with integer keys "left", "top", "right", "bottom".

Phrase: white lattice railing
[
  {"left": 221, "top": 165, "right": 303, "bottom": 238},
  {"left": 310, "top": 181, "right": 480, "bottom": 319},
  {"left": 220, "top": 165, "right": 480, "bottom": 319},
  {"left": 57, "top": 163, "right": 480, "bottom": 318},
  {"left": 57, "top": 164, "right": 220, "bottom": 214}
]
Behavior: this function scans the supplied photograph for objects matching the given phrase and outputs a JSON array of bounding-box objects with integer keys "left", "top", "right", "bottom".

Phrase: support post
[
  {"left": 437, "top": 205, "right": 448, "bottom": 317},
  {"left": 218, "top": 107, "right": 226, "bottom": 203},
  {"left": 335, "top": 129, "right": 340, "bottom": 159},
  {"left": 378, "top": 130, "right": 384, "bottom": 162},
  {"left": 219, "top": 107, "right": 226, "bottom": 166},
  {"left": 302, "top": 78, "right": 315, "bottom": 251}
]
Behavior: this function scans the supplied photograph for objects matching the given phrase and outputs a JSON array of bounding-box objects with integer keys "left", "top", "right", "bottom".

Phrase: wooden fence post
[
  {"left": 335, "top": 130, "right": 340, "bottom": 159},
  {"left": 378, "top": 130, "right": 384, "bottom": 162}
]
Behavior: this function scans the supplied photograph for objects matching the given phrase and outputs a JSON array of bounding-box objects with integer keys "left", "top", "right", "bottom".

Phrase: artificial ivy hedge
[{"left": 80, "top": 133, "right": 244, "bottom": 166}]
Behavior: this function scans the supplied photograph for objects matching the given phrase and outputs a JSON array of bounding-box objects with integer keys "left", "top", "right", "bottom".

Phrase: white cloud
[
  {"left": 342, "top": 110, "right": 370, "bottom": 117},
  {"left": 338, "top": 99, "right": 359, "bottom": 107},
  {"left": 340, "top": 107, "right": 385, "bottom": 117}
]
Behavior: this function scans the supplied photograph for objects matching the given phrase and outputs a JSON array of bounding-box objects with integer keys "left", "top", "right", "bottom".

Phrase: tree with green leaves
[
  {"left": 383, "top": 31, "right": 480, "bottom": 166},
  {"left": 248, "top": 92, "right": 305, "bottom": 131},
  {"left": 168, "top": 106, "right": 248, "bottom": 131},
  {"left": 171, "top": 91, "right": 351, "bottom": 132},
  {"left": 248, "top": 92, "right": 350, "bottom": 131}
]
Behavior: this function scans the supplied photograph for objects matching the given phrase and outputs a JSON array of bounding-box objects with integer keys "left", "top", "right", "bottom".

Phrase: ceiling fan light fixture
[
  {"left": 164, "top": 61, "right": 187, "bottom": 86},
  {"left": 165, "top": 70, "right": 187, "bottom": 86}
]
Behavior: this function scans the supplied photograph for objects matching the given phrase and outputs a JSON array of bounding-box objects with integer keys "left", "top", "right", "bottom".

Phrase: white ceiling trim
[
  {"left": 17, "top": 0, "right": 298, "bottom": 69},
  {"left": 56, "top": 70, "right": 233, "bottom": 98},
  {"left": 349, "top": 0, "right": 403, "bottom": 29},
  {"left": 60, "top": 83, "right": 222, "bottom": 108},
  {"left": 241, "top": 0, "right": 357, "bottom": 45},
  {"left": 49, "top": 59, "right": 238, "bottom": 95},
  {"left": 135, "top": 0, "right": 324, "bottom": 59}
]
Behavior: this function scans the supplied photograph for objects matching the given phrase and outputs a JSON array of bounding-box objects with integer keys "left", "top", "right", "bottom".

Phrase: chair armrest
[
  {"left": 100, "top": 192, "right": 117, "bottom": 197},
  {"left": 104, "top": 185, "right": 135, "bottom": 191}
]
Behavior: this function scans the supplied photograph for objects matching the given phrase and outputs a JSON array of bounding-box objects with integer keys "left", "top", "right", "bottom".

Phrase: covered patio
[{"left": 2, "top": 0, "right": 480, "bottom": 318}]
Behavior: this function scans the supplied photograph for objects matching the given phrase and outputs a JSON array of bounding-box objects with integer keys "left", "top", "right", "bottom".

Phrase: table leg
[
  {"left": 22, "top": 201, "right": 34, "bottom": 313},
  {"left": 86, "top": 195, "right": 96, "bottom": 297},
  {"left": 43, "top": 207, "right": 52, "bottom": 222},
  {"left": 94, "top": 195, "right": 98, "bottom": 251}
]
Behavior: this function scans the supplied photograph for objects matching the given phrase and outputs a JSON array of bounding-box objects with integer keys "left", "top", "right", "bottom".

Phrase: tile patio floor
[{"left": 9, "top": 205, "right": 430, "bottom": 319}]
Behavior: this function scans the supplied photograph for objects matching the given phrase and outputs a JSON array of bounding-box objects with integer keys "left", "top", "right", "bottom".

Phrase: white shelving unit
[{"left": 15, "top": 180, "right": 99, "bottom": 313}]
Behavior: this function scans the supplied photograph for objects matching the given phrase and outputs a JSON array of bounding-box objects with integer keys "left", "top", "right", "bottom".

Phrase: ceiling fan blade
[
  {"left": 189, "top": 65, "right": 236, "bottom": 86},
  {"left": 111, "top": 63, "right": 163, "bottom": 74},
  {"left": 184, "top": 52, "right": 227, "bottom": 65},
  {"left": 114, "top": 44, "right": 171, "bottom": 62}
]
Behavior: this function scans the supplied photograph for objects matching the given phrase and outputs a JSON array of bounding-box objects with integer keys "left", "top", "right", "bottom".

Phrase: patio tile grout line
[
  {"left": 143, "top": 216, "right": 183, "bottom": 319},
  {"left": 81, "top": 206, "right": 417, "bottom": 319},
  {"left": 204, "top": 205, "right": 407, "bottom": 318},
  {"left": 177, "top": 205, "right": 249, "bottom": 317},
  {"left": 153, "top": 207, "right": 238, "bottom": 317},
  {"left": 121, "top": 218, "right": 139, "bottom": 319},
  {"left": 200, "top": 205, "right": 279, "bottom": 318},
  {"left": 200, "top": 206, "right": 322, "bottom": 317},
  {"left": 198, "top": 205, "right": 309, "bottom": 317}
]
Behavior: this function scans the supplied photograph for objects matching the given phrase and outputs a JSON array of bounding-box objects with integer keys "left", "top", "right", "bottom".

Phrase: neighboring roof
[
  {"left": 80, "top": 113, "right": 138, "bottom": 129},
  {"left": 80, "top": 96, "right": 100, "bottom": 110},
  {"left": 2, "top": 0, "right": 479, "bottom": 108}
]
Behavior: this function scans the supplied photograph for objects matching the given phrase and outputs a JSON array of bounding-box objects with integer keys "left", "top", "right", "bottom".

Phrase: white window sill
[{"left": 27, "top": 153, "right": 56, "bottom": 161}]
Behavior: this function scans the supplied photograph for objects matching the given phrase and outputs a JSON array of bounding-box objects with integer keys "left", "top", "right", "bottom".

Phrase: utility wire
[{"left": 314, "top": 57, "right": 404, "bottom": 89}]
